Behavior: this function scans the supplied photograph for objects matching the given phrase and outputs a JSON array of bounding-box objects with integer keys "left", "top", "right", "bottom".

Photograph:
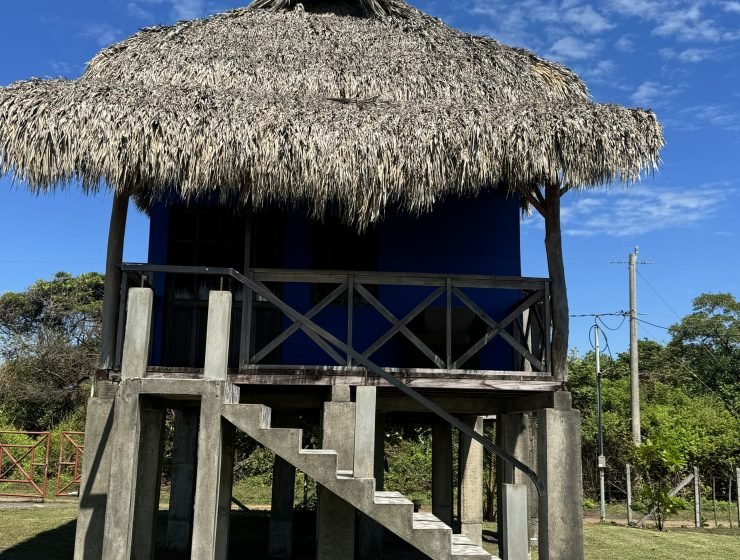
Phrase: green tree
[
  {"left": 667, "top": 293, "right": 740, "bottom": 414},
  {"left": 0, "top": 272, "right": 104, "bottom": 430}
]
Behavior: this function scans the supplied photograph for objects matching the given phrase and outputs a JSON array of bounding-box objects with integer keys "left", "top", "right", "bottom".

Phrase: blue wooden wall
[{"left": 147, "top": 189, "right": 522, "bottom": 371}]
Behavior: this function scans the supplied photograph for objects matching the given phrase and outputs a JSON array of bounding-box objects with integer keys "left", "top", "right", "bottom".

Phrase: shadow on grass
[
  {"left": 0, "top": 519, "right": 76, "bottom": 560},
  {"left": 0, "top": 510, "right": 428, "bottom": 560}
]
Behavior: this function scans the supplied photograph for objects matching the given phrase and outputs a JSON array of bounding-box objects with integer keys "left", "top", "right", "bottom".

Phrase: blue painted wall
[{"left": 148, "top": 189, "right": 522, "bottom": 371}]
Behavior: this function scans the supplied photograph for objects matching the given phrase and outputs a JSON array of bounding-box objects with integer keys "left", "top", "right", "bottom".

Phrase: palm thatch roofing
[{"left": 0, "top": 0, "right": 664, "bottom": 227}]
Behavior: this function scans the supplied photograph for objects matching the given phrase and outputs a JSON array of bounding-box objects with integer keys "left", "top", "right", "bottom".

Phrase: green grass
[{"left": 0, "top": 504, "right": 738, "bottom": 559}]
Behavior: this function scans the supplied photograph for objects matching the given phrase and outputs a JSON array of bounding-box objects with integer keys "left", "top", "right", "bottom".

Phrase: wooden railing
[{"left": 115, "top": 264, "right": 552, "bottom": 375}]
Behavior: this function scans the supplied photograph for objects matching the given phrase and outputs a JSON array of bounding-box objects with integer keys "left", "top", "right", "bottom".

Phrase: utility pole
[
  {"left": 595, "top": 321, "right": 606, "bottom": 522},
  {"left": 628, "top": 247, "right": 641, "bottom": 444}
]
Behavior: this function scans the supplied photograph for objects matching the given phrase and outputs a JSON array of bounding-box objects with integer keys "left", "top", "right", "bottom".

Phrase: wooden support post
[{"left": 99, "top": 192, "right": 129, "bottom": 371}]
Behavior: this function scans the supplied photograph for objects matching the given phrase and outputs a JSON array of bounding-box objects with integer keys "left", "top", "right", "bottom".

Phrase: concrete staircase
[{"left": 223, "top": 403, "right": 496, "bottom": 560}]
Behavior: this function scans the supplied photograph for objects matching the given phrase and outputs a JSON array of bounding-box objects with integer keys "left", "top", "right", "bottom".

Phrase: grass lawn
[{"left": 0, "top": 503, "right": 738, "bottom": 559}]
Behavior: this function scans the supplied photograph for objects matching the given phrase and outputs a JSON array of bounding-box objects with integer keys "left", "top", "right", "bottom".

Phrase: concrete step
[
  {"left": 451, "top": 534, "right": 496, "bottom": 560},
  {"left": 223, "top": 403, "right": 490, "bottom": 560}
]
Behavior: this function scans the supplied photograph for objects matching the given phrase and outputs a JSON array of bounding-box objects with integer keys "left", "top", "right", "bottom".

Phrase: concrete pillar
[
  {"left": 192, "top": 395, "right": 236, "bottom": 560},
  {"left": 317, "top": 390, "right": 356, "bottom": 560},
  {"left": 537, "top": 400, "right": 584, "bottom": 560},
  {"left": 354, "top": 387, "right": 376, "bottom": 480},
  {"left": 459, "top": 416, "right": 484, "bottom": 546},
  {"left": 120, "top": 288, "right": 153, "bottom": 380},
  {"left": 192, "top": 292, "right": 236, "bottom": 560},
  {"left": 204, "top": 291, "right": 232, "bottom": 380},
  {"left": 100, "top": 383, "right": 141, "bottom": 559},
  {"left": 432, "top": 422, "right": 453, "bottom": 526},
  {"left": 269, "top": 456, "right": 296, "bottom": 558},
  {"left": 74, "top": 384, "right": 117, "bottom": 560},
  {"left": 502, "top": 484, "right": 529, "bottom": 560},
  {"left": 132, "top": 404, "right": 166, "bottom": 560},
  {"left": 497, "top": 412, "right": 537, "bottom": 556},
  {"left": 359, "top": 412, "right": 385, "bottom": 560},
  {"left": 167, "top": 408, "right": 200, "bottom": 552}
]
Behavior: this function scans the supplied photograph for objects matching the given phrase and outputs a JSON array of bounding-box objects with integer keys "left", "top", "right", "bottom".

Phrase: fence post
[
  {"left": 694, "top": 466, "right": 702, "bottom": 528},
  {"left": 736, "top": 468, "right": 740, "bottom": 528},
  {"left": 626, "top": 463, "right": 633, "bottom": 526}
]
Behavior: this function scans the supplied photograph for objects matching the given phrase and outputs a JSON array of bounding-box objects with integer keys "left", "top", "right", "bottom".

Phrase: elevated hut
[{"left": 0, "top": 1, "right": 663, "bottom": 559}]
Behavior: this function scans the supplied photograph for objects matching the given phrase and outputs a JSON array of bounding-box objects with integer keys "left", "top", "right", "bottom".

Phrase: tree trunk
[
  {"left": 98, "top": 192, "right": 129, "bottom": 370},
  {"left": 543, "top": 182, "right": 569, "bottom": 382}
]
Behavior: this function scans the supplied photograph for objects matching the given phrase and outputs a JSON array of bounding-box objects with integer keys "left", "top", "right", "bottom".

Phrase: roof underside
[{"left": 0, "top": 0, "right": 664, "bottom": 227}]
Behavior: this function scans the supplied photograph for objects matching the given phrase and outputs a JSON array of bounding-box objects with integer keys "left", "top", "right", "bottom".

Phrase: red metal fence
[
  {"left": 56, "top": 432, "right": 85, "bottom": 497},
  {"left": 0, "top": 431, "right": 51, "bottom": 499}
]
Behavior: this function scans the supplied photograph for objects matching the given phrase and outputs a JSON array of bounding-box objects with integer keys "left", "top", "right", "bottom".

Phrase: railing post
[
  {"left": 347, "top": 275, "right": 354, "bottom": 367},
  {"left": 114, "top": 272, "right": 129, "bottom": 370},
  {"left": 121, "top": 288, "right": 154, "bottom": 380},
  {"left": 205, "top": 291, "right": 233, "bottom": 380},
  {"left": 446, "top": 278, "right": 452, "bottom": 369},
  {"left": 544, "top": 282, "right": 553, "bottom": 376}
]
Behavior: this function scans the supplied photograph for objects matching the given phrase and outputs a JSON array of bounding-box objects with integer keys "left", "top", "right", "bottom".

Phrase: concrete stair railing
[{"left": 222, "top": 403, "right": 496, "bottom": 560}]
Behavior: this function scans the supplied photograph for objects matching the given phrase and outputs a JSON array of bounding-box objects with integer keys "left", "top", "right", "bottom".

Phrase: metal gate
[{"left": 0, "top": 431, "right": 50, "bottom": 499}]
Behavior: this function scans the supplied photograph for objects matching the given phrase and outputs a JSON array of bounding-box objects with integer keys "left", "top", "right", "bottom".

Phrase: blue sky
[{"left": 1, "top": 1, "right": 738, "bottom": 354}]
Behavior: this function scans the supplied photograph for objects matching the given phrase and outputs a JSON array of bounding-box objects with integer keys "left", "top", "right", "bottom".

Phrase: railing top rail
[{"left": 120, "top": 263, "right": 550, "bottom": 290}]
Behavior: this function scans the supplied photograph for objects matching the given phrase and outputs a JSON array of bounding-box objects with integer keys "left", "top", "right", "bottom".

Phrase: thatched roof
[{"left": 0, "top": 0, "right": 663, "bottom": 226}]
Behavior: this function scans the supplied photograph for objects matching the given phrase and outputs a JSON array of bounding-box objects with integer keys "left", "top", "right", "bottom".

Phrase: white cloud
[
  {"left": 630, "top": 80, "right": 680, "bottom": 106},
  {"left": 564, "top": 5, "right": 614, "bottom": 33},
  {"left": 614, "top": 35, "right": 635, "bottom": 52},
  {"left": 660, "top": 46, "right": 716, "bottom": 62},
  {"left": 551, "top": 184, "right": 736, "bottom": 237},
  {"left": 549, "top": 36, "right": 601, "bottom": 61},
  {"left": 81, "top": 23, "right": 122, "bottom": 46},
  {"left": 680, "top": 104, "right": 740, "bottom": 131},
  {"left": 723, "top": 1, "right": 740, "bottom": 14},
  {"left": 126, "top": 0, "right": 209, "bottom": 23}
]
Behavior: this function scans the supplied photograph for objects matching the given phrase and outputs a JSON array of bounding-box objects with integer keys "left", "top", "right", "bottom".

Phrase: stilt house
[{"left": 0, "top": 1, "right": 663, "bottom": 559}]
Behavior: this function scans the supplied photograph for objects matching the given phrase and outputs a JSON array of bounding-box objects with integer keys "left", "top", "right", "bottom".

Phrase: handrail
[{"left": 120, "top": 263, "right": 545, "bottom": 494}]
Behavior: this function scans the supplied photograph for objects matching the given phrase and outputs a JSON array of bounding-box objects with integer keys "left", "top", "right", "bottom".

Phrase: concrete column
[
  {"left": 120, "top": 288, "right": 153, "bottom": 380},
  {"left": 192, "top": 395, "right": 236, "bottom": 560},
  {"left": 354, "top": 387, "right": 376, "bottom": 480},
  {"left": 317, "top": 391, "right": 356, "bottom": 560},
  {"left": 101, "top": 383, "right": 141, "bottom": 559},
  {"left": 432, "top": 422, "right": 453, "bottom": 526},
  {"left": 359, "top": 412, "right": 385, "bottom": 560},
  {"left": 101, "top": 289, "right": 154, "bottom": 560},
  {"left": 537, "top": 401, "right": 584, "bottom": 560},
  {"left": 502, "top": 484, "right": 529, "bottom": 560},
  {"left": 269, "top": 456, "right": 296, "bottom": 558},
  {"left": 459, "top": 416, "right": 484, "bottom": 546},
  {"left": 132, "top": 404, "right": 166, "bottom": 560},
  {"left": 74, "top": 384, "right": 117, "bottom": 560},
  {"left": 204, "top": 291, "right": 232, "bottom": 380},
  {"left": 167, "top": 408, "right": 200, "bottom": 552},
  {"left": 497, "top": 412, "right": 537, "bottom": 556}
]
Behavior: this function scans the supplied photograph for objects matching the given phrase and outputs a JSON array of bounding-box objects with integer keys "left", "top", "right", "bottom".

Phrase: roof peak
[{"left": 248, "top": 0, "right": 415, "bottom": 18}]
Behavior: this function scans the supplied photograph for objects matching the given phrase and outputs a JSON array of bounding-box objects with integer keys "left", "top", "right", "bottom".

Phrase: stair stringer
[{"left": 222, "top": 403, "right": 493, "bottom": 560}]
